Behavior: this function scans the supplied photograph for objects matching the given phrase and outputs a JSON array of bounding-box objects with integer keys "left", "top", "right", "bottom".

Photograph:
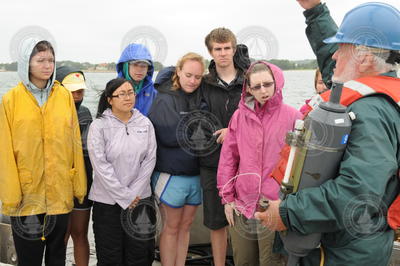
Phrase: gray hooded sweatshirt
[{"left": 18, "top": 38, "right": 55, "bottom": 106}]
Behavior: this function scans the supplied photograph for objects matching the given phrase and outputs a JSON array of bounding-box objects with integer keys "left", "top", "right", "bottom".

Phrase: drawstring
[
  {"left": 41, "top": 214, "right": 47, "bottom": 241},
  {"left": 319, "top": 245, "right": 325, "bottom": 266}
]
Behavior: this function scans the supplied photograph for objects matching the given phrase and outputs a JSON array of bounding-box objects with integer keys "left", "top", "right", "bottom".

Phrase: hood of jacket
[
  {"left": 55, "top": 65, "right": 84, "bottom": 84},
  {"left": 101, "top": 107, "right": 138, "bottom": 123},
  {"left": 239, "top": 61, "right": 284, "bottom": 114},
  {"left": 154, "top": 66, "right": 175, "bottom": 89},
  {"left": 17, "top": 38, "right": 55, "bottom": 90},
  {"left": 234, "top": 44, "right": 251, "bottom": 72},
  {"left": 116, "top": 43, "right": 154, "bottom": 82}
]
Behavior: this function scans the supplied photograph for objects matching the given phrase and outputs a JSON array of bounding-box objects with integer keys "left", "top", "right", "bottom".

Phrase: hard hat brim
[{"left": 323, "top": 35, "right": 340, "bottom": 44}]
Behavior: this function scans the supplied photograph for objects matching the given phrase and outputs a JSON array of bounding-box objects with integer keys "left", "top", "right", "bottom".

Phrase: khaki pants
[{"left": 229, "top": 214, "right": 285, "bottom": 266}]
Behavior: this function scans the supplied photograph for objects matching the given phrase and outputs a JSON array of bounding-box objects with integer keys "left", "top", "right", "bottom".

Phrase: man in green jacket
[{"left": 255, "top": 1, "right": 400, "bottom": 265}]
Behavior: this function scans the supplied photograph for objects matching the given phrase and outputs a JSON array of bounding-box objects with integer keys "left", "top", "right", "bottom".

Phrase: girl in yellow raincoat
[{"left": 0, "top": 39, "right": 86, "bottom": 266}]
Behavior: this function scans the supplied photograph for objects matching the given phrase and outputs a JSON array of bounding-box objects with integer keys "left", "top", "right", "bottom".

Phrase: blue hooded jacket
[{"left": 116, "top": 44, "right": 157, "bottom": 116}]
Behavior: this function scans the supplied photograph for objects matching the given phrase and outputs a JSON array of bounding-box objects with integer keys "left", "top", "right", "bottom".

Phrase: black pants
[
  {"left": 11, "top": 213, "right": 69, "bottom": 266},
  {"left": 92, "top": 199, "right": 156, "bottom": 266}
]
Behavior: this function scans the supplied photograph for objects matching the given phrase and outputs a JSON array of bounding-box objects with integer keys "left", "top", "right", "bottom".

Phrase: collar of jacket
[
  {"left": 102, "top": 108, "right": 139, "bottom": 124},
  {"left": 204, "top": 60, "right": 244, "bottom": 90}
]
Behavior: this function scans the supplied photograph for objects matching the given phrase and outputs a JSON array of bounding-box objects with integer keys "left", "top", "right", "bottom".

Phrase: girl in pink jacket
[{"left": 217, "top": 61, "right": 301, "bottom": 265}]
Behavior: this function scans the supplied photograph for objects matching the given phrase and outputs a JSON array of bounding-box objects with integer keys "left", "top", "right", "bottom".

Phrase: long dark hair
[{"left": 96, "top": 78, "right": 133, "bottom": 118}]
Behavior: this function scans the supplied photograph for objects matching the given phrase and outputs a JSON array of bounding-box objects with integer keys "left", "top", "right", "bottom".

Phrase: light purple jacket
[
  {"left": 217, "top": 62, "right": 302, "bottom": 219},
  {"left": 88, "top": 108, "right": 156, "bottom": 210}
]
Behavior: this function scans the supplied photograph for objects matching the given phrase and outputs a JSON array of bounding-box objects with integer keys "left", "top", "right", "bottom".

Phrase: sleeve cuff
[
  {"left": 303, "top": 3, "right": 326, "bottom": 24},
  {"left": 1, "top": 203, "right": 20, "bottom": 216},
  {"left": 117, "top": 189, "right": 140, "bottom": 210},
  {"left": 279, "top": 200, "right": 290, "bottom": 229},
  {"left": 220, "top": 194, "right": 234, "bottom": 205},
  {"left": 76, "top": 196, "right": 85, "bottom": 204}
]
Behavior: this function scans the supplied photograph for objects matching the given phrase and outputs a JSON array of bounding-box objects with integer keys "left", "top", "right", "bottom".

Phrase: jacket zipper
[
  {"left": 125, "top": 124, "right": 129, "bottom": 135},
  {"left": 259, "top": 115, "right": 264, "bottom": 203},
  {"left": 41, "top": 106, "right": 47, "bottom": 213}
]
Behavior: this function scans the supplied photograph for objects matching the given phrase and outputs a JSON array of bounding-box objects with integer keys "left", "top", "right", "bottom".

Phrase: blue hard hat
[{"left": 324, "top": 2, "right": 400, "bottom": 51}]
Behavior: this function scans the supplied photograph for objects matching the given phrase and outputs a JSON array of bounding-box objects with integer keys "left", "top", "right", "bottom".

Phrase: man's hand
[
  {"left": 129, "top": 196, "right": 140, "bottom": 209},
  {"left": 214, "top": 128, "right": 228, "bottom": 144},
  {"left": 254, "top": 199, "right": 287, "bottom": 231},
  {"left": 224, "top": 202, "right": 237, "bottom": 226},
  {"left": 297, "top": 0, "right": 321, "bottom": 10}
]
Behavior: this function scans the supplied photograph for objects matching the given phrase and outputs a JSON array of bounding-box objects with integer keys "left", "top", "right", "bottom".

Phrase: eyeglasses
[
  {"left": 250, "top": 82, "right": 274, "bottom": 91},
  {"left": 111, "top": 91, "right": 135, "bottom": 99}
]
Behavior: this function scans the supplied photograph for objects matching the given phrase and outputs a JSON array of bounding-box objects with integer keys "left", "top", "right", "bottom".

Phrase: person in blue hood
[{"left": 116, "top": 43, "right": 157, "bottom": 116}]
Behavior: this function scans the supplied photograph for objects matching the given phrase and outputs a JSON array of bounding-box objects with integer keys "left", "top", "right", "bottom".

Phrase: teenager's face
[
  {"left": 177, "top": 60, "right": 203, "bottom": 93},
  {"left": 247, "top": 70, "right": 275, "bottom": 106},
  {"left": 108, "top": 82, "right": 136, "bottom": 114},
  {"left": 29, "top": 50, "right": 55, "bottom": 83},
  {"left": 128, "top": 62, "right": 148, "bottom": 82},
  {"left": 71, "top": 89, "right": 85, "bottom": 102},
  {"left": 209, "top": 42, "right": 235, "bottom": 68}
]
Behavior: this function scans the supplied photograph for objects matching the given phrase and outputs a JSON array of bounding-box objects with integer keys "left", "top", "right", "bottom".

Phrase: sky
[{"left": 1, "top": 0, "right": 399, "bottom": 65}]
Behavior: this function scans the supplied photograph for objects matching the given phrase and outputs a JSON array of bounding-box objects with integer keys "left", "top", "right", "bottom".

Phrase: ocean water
[{"left": 0, "top": 70, "right": 316, "bottom": 116}]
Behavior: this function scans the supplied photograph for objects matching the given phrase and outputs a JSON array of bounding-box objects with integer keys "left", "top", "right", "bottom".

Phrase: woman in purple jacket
[
  {"left": 217, "top": 61, "right": 302, "bottom": 266},
  {"left": 87, "top": 78, "right": 157, "bottom": 266}
]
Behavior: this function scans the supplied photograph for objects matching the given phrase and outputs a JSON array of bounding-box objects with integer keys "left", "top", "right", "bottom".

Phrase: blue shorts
[{"left": 151, "top": 172, "right": 202, "bottom": 208}]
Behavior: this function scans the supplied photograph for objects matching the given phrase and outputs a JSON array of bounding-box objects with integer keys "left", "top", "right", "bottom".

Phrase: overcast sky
[{"left": 1, "top": 0, "right": 399, "bottom": 65}]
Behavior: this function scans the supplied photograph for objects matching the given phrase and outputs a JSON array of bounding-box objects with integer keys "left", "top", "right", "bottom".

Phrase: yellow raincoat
[{"left": 0, "top": 81, "right": 87, "bottom": 216}]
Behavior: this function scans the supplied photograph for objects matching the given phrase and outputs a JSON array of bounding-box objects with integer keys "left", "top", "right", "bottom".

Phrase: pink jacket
[{"left": 217, "top": 62, "right": 302, "bottom": 219}]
